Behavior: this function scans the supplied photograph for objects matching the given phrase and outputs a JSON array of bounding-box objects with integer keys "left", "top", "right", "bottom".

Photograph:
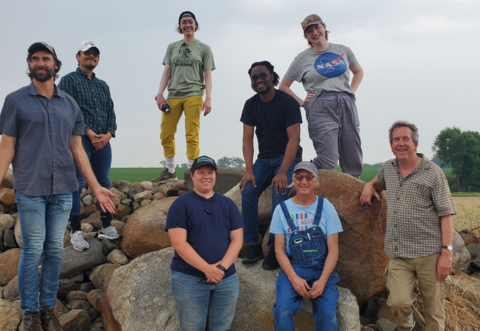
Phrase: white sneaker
[
  {"left": 71, "top": 231, "right": 89, "bottom": 251},
  {"left": 98, "top": 226, "right": 120, "bottom": 240}
]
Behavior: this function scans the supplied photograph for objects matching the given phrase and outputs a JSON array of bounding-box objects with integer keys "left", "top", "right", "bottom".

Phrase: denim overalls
[{"left": 273, "top": 197, "right": 340, "bottom": 331}]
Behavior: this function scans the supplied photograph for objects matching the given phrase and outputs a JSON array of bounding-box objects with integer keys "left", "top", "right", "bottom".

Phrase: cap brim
[{"left": 28, "top": 42, "right": 55, "bottom": 56}]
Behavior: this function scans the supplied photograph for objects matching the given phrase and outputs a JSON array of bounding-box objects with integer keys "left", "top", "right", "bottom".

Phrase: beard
[
  {"left": 28, "top": 66, "right": 55, "bottom": 82},
  {"left": 84, "top": 62, "right": 96, "bottom": 70},
  {"left": 255, "top": 85, "right": 271, "bottom": 95}
]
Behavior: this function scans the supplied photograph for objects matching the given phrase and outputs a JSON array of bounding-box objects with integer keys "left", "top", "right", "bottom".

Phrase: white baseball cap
[{"left": 78, "top": 41, "right": 100, "bottom": 53}]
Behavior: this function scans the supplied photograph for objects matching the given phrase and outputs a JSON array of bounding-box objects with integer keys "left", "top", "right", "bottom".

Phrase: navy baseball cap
[{"left": 191, "top": 155, "right": 217, "bottom": 172}]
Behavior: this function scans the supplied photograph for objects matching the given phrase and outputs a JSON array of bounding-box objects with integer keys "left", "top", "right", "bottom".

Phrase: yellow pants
[
  {"left": 386, "top": 253, "right": 450, "bottom": 331},
  {"left": 160, "top": 95, "right": 203, "bottom": 159}
]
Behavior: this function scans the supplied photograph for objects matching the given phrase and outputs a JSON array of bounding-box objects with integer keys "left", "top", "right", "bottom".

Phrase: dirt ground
[{"left": 452, "top": 197, "right": 480, "bottom": 231}]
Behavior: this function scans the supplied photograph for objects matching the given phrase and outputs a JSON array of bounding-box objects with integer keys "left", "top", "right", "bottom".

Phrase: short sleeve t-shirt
[
  {"left": 240, "top": 90, "right": 303, "bottom": 159},
  {"left": 269, "top": 197, "right": 343, "bottom": 255},
  {"left": 284, "top": 43, "right": 358, "bottom": 108},
  {"left": 163, "top": 40, "right": 215, "bottom": 99},
  {"left": 165, "top": 191, "right": 243, "bottom": 279}
]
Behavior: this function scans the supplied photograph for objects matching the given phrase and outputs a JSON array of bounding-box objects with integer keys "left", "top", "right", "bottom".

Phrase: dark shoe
[
  {"left": 23, "top": 314, "right": 43, "bottom": 331},
  {"left": 153, "top": 169, "right": 177, "bottom": 183},
  {"left": 40, "top": 309, "right": 63, "bottom": 331},
  {"left": 262, "top": 248, "right": 280, "bottom": 270},
  {"left": 242, "top": 244, "right": 264, "bottom": 263}
]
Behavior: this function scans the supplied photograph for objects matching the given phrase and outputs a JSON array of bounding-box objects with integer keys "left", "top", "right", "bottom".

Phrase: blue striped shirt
[{"left": 58, "top": 67, "right": 116, "bottom": 137}]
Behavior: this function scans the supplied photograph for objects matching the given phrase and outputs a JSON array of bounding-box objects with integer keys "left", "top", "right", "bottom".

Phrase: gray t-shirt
[{"left": 284, "top": 43, "right": 358, "bottom": 108}]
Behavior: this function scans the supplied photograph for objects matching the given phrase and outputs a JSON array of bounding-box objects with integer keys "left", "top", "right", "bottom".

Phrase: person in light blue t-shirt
[{"left": 270, "top": 161, "right": 343, "bottom": 331}]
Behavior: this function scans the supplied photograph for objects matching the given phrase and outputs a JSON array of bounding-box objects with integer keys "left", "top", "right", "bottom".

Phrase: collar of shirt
[
  {"left": 28, "top": 82, "right": 63, "bottom": 98},
  {"left": 76, "top": 67, "right": 96, "bottom": 80}
]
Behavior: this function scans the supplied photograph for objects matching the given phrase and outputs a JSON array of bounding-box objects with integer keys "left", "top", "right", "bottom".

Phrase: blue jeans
[
  {"left": 16, "top": 192, "right": 72, "bottom": 312},
  {"left": 273, "top": 262, "right": 340, "bottom": 331},
  {"left": 171, "top": 270, "right": 239, "bottom": 331},
  {"left": 242, "top": 156, "right": 301, "bottom": 247},
  {"left": 70, "top": 136, "right": 112, "bottom": 218}
]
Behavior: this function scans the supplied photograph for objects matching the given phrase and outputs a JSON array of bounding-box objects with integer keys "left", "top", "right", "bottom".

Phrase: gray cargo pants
[{"left": 305, "top": 91, "right": 363, "bottom": 177}]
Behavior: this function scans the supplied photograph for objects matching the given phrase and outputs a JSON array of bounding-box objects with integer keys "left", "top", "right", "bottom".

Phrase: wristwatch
[{"left": 441, "top": 245, "right": 453, "bottom": 252}]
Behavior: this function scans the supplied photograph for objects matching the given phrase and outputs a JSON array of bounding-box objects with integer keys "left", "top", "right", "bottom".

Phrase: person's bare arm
[
  {"left": 219, "top": 228, "right": 243, "bottom": 269},
  {"left": 350, "top": 64, "right": 364, "bottom": 93},
  {"left": 437, "top": 215, "right": 454, "bottom": 281},
  {"left": 278, "top": 78, "right": 314, "bottom": 107},
  {"left": 240, "top": 124, "right": 256, "bottom": 191},
  {"left": 202, "top": 69, "right": 212, "bottom": 116},
  {"left": 275, "top": 234, "right": 311, "bottom": 298},
  {"left": 70, "top": 135, "right": 115, "bottom": 213},
  {"left": 360, "top": 176, "right": 383, "bottom": 205},
  {"left": 0, "top": 134, "right": 16, "bottom": 185},
  {"left": 156, "top": 64, "right": 171, "bottom": 110},
  {"left": 168, "top": 227, "right": 225, "bottom": 283},
  {"left": 271, "top": 123, "right": 300, "bottom": 195},
  {"left": 310, "top": 233, "right": 339, "bottom": 299}
]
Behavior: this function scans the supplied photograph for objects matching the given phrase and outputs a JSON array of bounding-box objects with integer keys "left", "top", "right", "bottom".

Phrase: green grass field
[{"left": 110, "top": 166, "right": 453, "bottom": 185}]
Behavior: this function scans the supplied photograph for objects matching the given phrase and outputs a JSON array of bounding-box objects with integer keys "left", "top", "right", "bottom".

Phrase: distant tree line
[{"left": 217, "top": 157, "right": 245, "bottom": 168}]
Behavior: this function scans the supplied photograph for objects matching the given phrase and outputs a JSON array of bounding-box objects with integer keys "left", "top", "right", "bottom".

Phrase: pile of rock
[{"left": 1, "top": 168, "right": 478, "bottom": 331}]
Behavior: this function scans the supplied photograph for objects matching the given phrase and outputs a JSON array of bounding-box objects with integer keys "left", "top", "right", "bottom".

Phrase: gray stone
[
  {"left": 103, "top": 248, "right": 362, "bottom": 331},
  {"left": 452, "top": 230, "right": 471, "bottom": 274},
  {"left": 101, "top": 238, "right": 118, "bottom": 257},
  {"left": 0, "top": 248, "right": 21, "bottom": 286},
  {"left": 111, "top": 180, "right": 132, "bottom": 191},
  {"left": 110, "top": 187, "right": 126, "bottom": 201},
  {"left": 0, "top": 214, "right": 15, "bottom": 231},
  {"left": 185, "top": 167, "right": 246, "bottom": 194},
  {"left": 87, "top": 307, "right": 100, "bottom": 323},
  {"left": 120, "top": 199, "right": 132, "bottom": 206},
  {"left": 60, "top": 238, "right": 105, "bottom": 278},
  {"left": 82, "top": 194, "right": 93, "bottom": 206},
  {"left": 0, "top": 299, "right": 21, "bottom": 331},
  {"left": 3, "top": 229, "right": 17, "bottom": 249},
  {"left": 337, "top": 287, "right": 361, "bottom": 330},
  {"left": 107, "top": 249, "right": 128, "bottom": 265},
  {"left": 375, "top": 318, "right": 396, "bottom": 331},
  {"left": 79, "top": 282, "right": 95, "bottom": 293},
  {"left": 127, "top": 186, "right": 143, "bottom": 199},
  {"left": 140, "top": 181, "right": 153, "bottom": 191},
  {"left": 57, "top": 279, "right": 78, "bottom": 301},
  {"left": 66, "top": 299, "right": 91, "bottom": 310},
  {"left": 133, "top": 190, "right": 152, "bottom": 202},
  {"left": 466, "top": 243, "right": 480, "bottom": 271},
  {"left": 65, "top": 290, "right": 88, "bottom": 302},
  {"left": 3, "top": 276, "right": 19, "bottom": 301},
  {"left": 1, "top": 168, "right": 13, "bottom": 189}
]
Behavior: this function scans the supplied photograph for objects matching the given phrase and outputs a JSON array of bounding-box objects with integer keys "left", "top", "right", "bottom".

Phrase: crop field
[{"left": 110, "top": 166, "right": 449, "bottom": 185}]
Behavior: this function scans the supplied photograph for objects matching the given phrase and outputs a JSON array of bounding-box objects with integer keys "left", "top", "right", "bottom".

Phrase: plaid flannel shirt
[
  {"left": 378, "top": 154, "right": 456, "bottom": 259},
  {"left": 58, "top": 67, "right": 116, "bottom": 136}
]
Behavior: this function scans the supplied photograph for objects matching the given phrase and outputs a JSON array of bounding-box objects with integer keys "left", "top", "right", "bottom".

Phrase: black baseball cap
[
  {"left": 191, "top": 155, "right": 217, "bottom": 172},
  {"left": 28, "top": 42, "right": 57, "bottom": 57}
]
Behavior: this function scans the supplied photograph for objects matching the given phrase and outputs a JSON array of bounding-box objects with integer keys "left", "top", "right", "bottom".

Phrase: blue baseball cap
[{"left": 191, "top": 155, "right": 217, "bottom": 172}]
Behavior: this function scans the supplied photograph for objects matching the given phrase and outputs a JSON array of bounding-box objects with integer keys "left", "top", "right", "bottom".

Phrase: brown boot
[
  {"left": 23, "top": 314, "right": 43, "bottom": 331},
  {"left": 40, "top": 309, "right": 63, "bottom": 331}
]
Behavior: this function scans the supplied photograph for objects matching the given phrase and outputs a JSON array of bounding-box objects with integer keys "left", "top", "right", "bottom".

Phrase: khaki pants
[
  {"left": 160, "top": 95, "right": 203, "bottom": 159},
  {"left": 386, "top": 253, "right": 450, "bottom": 331}
]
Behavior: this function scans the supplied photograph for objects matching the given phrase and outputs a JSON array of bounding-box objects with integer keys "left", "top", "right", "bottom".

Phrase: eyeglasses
[
  {"left": 294, "top": 174, "right": 316, "bottom": 182},
  {"left": 84, "top": 49, "right": 99, "bottom": 57},
  {"left": 250, "top": 72, "right": 269, "bottom": 82}
]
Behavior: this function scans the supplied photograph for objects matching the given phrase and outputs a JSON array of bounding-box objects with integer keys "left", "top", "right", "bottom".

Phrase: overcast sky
[{"left": 1, "top": 0, "right": 479, "bottom": 168}]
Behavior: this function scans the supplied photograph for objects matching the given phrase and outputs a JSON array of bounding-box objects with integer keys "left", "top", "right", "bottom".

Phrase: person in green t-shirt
[{"left": 154, "top": 11, "right": 215, "bottom": 183}]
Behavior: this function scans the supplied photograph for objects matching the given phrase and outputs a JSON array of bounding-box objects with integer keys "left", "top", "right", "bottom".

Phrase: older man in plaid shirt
[
  {"left": 361, "top": 120, "right": 456, "bottom": 331},
  {"left": 59, "top": 41, "right": 119, "bottom": 251}
]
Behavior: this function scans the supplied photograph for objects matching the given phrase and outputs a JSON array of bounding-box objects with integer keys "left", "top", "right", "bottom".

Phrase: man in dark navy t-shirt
[
  {"left": 240, "top": 61, "right": 302, "bottom": 270},
  {"left": 166, "top": 155, "right": 243, "bottom": 331}
]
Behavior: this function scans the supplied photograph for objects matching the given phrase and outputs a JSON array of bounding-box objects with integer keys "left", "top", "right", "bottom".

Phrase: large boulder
[
  {"left": 120, "top": 198, "right": 177, "bottom": 258},
  {"left": 0, "top": 299, "right": 21, "bottom": 331},
  {"left": 224, "top": 183, "right": 273, "bottom": 227},
  {"left": 59, "top": 238, "right": 105, "bottom": 278},
  {"left": 103, "top": 248, "right": 361, "bottom": 331},
  {"left": 0, "top": 248, "right": 21, "bottom": 286},
  {"left": 185, "top": 167, "right": 246, "bottom": 194},
  {"left": 452, "top": 230, "right": 471, "bottom": 274},
  {"left": 314, "top": 170, "right": 389, "bottom": 303}
]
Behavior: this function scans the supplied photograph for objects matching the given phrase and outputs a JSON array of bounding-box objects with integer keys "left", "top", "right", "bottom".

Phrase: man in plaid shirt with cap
[
  {"left": 59, "top": 41, "right": 119, "bottom": 251},
  {"left": 361, "top": 120, "right": 456, "bottom": 331}
]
